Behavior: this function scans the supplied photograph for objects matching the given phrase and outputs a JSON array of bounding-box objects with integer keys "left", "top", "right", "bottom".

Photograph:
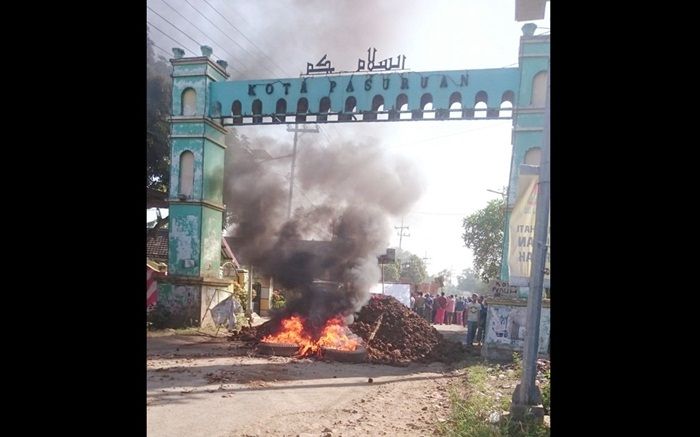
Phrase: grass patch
[
  {"left": 512, "top": 352, "right": 523, "bottom": 379},
  {"left": 441, "top": 357, "right": 550, "bottom": 437},
  {"left": 540, "top": 369, "right": 550, "bottom": 414}
]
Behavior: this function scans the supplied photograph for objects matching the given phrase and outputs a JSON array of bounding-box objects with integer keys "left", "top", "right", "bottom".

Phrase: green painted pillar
[
  {"left": 500, "top": 24, "right": 549, "bottom": 283},
  {"left": 158, "top": 46, "right": 232, "bottom": 328},
  {"left": 485, "top": 25, "right": 550, "bottom": 360}
]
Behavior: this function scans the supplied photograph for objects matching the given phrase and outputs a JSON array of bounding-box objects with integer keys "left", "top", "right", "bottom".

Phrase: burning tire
[
  {"left": 257, "top": 342, "right": 300, "bottom": 357},
  {"left": 322, "top": 346, "right": 367, "bottom": 363}
]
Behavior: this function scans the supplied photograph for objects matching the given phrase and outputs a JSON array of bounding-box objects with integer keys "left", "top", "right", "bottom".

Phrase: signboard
[
  {"left": 490, "top": 279, "right": 518, "bottom": 297},
  {"left": 210, "top": 67, "right": 519, "bottom": 125},
  {"left": 508, "top": 165, "right": 550, "bottom": 287}
]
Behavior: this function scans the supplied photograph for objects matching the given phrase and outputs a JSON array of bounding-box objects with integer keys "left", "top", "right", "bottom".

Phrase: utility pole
[
  {"left": 286, "top": 124, "right": 319, "bottom": 219},
  {"left": 395, "top": 217, "right": 410, "bottom": 249},
  {"left": 512, "top": 59, "right": 550, "bottom": 416}
]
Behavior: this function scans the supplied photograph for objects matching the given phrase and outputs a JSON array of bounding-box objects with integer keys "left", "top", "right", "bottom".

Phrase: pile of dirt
[
  {"left": 351, "top": 295, "right": 466, "bottom": 365},
  {"left": 231, "top": 295, "right": 466, "bottom": 366}
]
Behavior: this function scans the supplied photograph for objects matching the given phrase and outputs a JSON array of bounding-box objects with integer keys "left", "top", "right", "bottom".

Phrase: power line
[
  {"left": 147, "top": 21, "right": 199, "bottom": 57},
  {"left": 216, "top": 1, "right": 299, "bottom": 76},
  {"left": 152, "top": 43, "right": 173, "bottom": 59},
  {"left": 155, "top": 0, "right": 243, "bottom": 75},
  {"left": 147, "top": 6, "right": 216, "bottom": 59},
  {"left": 201, "top": 0, "right": 291, "bottom": 77},
  {"left": 395, "top": 217, "right": 410, "bottom": 249},
  {"left": 182, "top": 0, "right": 279, "bottom": 78}
]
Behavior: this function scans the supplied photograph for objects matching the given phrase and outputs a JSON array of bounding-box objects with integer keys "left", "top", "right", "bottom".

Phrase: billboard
[{"left": 508, "top": 165, "right": 550, "bottom": 287}]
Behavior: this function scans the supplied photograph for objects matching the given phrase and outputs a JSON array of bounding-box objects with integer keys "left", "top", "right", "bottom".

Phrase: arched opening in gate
[
  {"left": 413, "top": 93, "right": 433, "bottom": 120},
  {"left": 339, "top": 96, "right": 358, "bottom": 122},
  {"left": 364, "top": 95, "right": 385, "bottom": 121},
  {"left": 182, "top": 88, "right": 197, "bottom": 116},
  {"left": 178, "top": 150, "right": 194, "bottom": 199},
  {"left": 252, "top": 99, "right": 263, "bottom": 124},
  {"left": 500, "top": 91, "right": 514, "bottom": 118},
  {"left": 449, "top": 92, "right": 462, "bottom": 119},
  {"left": 212, "top": 101, "right": 222, "bottom": 118},
  {"left": 394, "top": 94, "right": 409, "bottom": 120},
  {"left": 474, "top": 91, "right": 488, "bottom": 119},
  {"left": 531, "top": 71, "right": 548, "bottom": 107},
  {"left": 231, "top": 100, "right": 242, "bottom": 125},
  {"left": 275, "top": 98, "right": 287, "bottom": 123},
  {"left": 296, "top": 98, "right": 309, "bottom": 122},
  {"left": 318, "top": 97, "right": 331, "bottom": 122}
]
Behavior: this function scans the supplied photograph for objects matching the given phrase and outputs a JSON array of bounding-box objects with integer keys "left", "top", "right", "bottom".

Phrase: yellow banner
[{"left": 508, "top": 166, "right": 550, "bottom": 287}]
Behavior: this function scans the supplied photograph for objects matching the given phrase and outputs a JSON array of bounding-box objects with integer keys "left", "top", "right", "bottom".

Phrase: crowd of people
[{"left": 410, "top": 292, "right": 488, "bottom": 348}]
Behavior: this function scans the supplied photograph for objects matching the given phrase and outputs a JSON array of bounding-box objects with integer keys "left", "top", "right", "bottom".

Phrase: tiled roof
[
  {"left": 147, "top": 228, "right": 237, "bottom": 264},
  {"left": 146, "top": 229, "right": 169, "bottom": 262}
]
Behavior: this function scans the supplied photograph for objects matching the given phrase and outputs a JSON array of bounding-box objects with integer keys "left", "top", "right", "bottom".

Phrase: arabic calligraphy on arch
[{"left": 304, "top": 48, "right": 407, "bottom": 75}]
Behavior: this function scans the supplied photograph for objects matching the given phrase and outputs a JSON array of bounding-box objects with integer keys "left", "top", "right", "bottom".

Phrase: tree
[
  {"left": 372, "top": 248, "right": 427, "bottom": 285},
  {"left": 462, "top": 198, "right": 505, "bottom": 282},
  {"left": 147, "top": 27, "right": 172, "bottom": 193},
  {"left": 431, "top": 269, "right": 457, "bottom": 294},
  {"left": 456, "top": 268, "right": 488, "bottom": 293},
  {"left": 399, "top": 253, "right": 427, "bottom": 285},
  {"left": 435, "top": 269, "right": 452, "bottom": 287},
  {"left": 381, "top": 261, "right": 401, "bottom": 282}
]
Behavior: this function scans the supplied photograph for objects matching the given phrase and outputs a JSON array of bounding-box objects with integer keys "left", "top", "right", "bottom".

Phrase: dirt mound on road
[
  {"left": 352, "top": 295, "right": 466, "bottom": 365},
  {"left": 231, "top": 295, "right": 466, "bottom": 365}
]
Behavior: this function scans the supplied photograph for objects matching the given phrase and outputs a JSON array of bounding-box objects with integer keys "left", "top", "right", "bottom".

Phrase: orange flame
[
  {"left": 261, "top": 315, "right": 362, "bottom": 357},
  {"left": 261, "top": 316, "right": 315, "bottom": 355},
  {"left": 317, "top": 316, "right": 361, "bottom": 351}
]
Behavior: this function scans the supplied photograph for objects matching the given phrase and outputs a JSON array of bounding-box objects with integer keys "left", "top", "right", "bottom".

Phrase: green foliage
[
  {"left": 435, "top": 269, "right": 451, "bottom": 286},
  {"left": 443, "top": 364, "right": 550, "bottom": 437},
  {"left": 379, "top": 248, "right": 427, "bottom": 285},
  {"left": 500, "top": 416, "right": 550, "bottom": 437},
  {"left": 512, "top": 352, "right": 523, "bottom": 379},
  {"left": 147, "top": 27, "right": 172, "bottom": 193},
  {"left": 456, "top": 268, "right": 488, "bottom": 293},
  {"left": 271, "top": 290, "right": 286, "bottom": 309},
  {"left": 462, "top": 199, "right": 506, "bottom": 282},
  {"left": 441, "top": 366, "right": 501, "bottom": 437},
  {"left": 381, "top": 261, "right": 401, "bottom": 282},
  {"left": 540, "top": 370, "right": 550, "bottom": 414},
  {"left": 399, "top": 253, "right": 427, "bottom": 285},
  {"left": 231, "top": 282, "right": 249, "bottom": 314}
]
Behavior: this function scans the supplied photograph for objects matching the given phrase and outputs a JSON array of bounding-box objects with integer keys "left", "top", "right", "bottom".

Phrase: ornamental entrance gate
[{"left": 157, "top": 24, "right": 549, "bottom": 327}]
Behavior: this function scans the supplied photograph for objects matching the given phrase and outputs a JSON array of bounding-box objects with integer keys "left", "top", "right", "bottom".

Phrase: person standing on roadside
[
  {"left": 476, "top": 296, "right": 488, "bottom": 345},
  {"left": 434, "top": 292, "right": 447, "bottom": 324},
  {"left": 465, "top": 293, "right": 481, "bottom": 347},
  {"left": 424, "top": 293, "right": 434, "bottom": 323}
]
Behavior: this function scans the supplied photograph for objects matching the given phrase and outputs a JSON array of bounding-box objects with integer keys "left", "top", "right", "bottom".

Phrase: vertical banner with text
[{"left": 508, "top": 165, "right": 550, "bottom": 287}]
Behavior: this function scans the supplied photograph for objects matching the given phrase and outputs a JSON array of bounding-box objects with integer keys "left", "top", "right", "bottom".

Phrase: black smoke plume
[{"left": 224, "top": 132, "right": 424, "bottom": 336}]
